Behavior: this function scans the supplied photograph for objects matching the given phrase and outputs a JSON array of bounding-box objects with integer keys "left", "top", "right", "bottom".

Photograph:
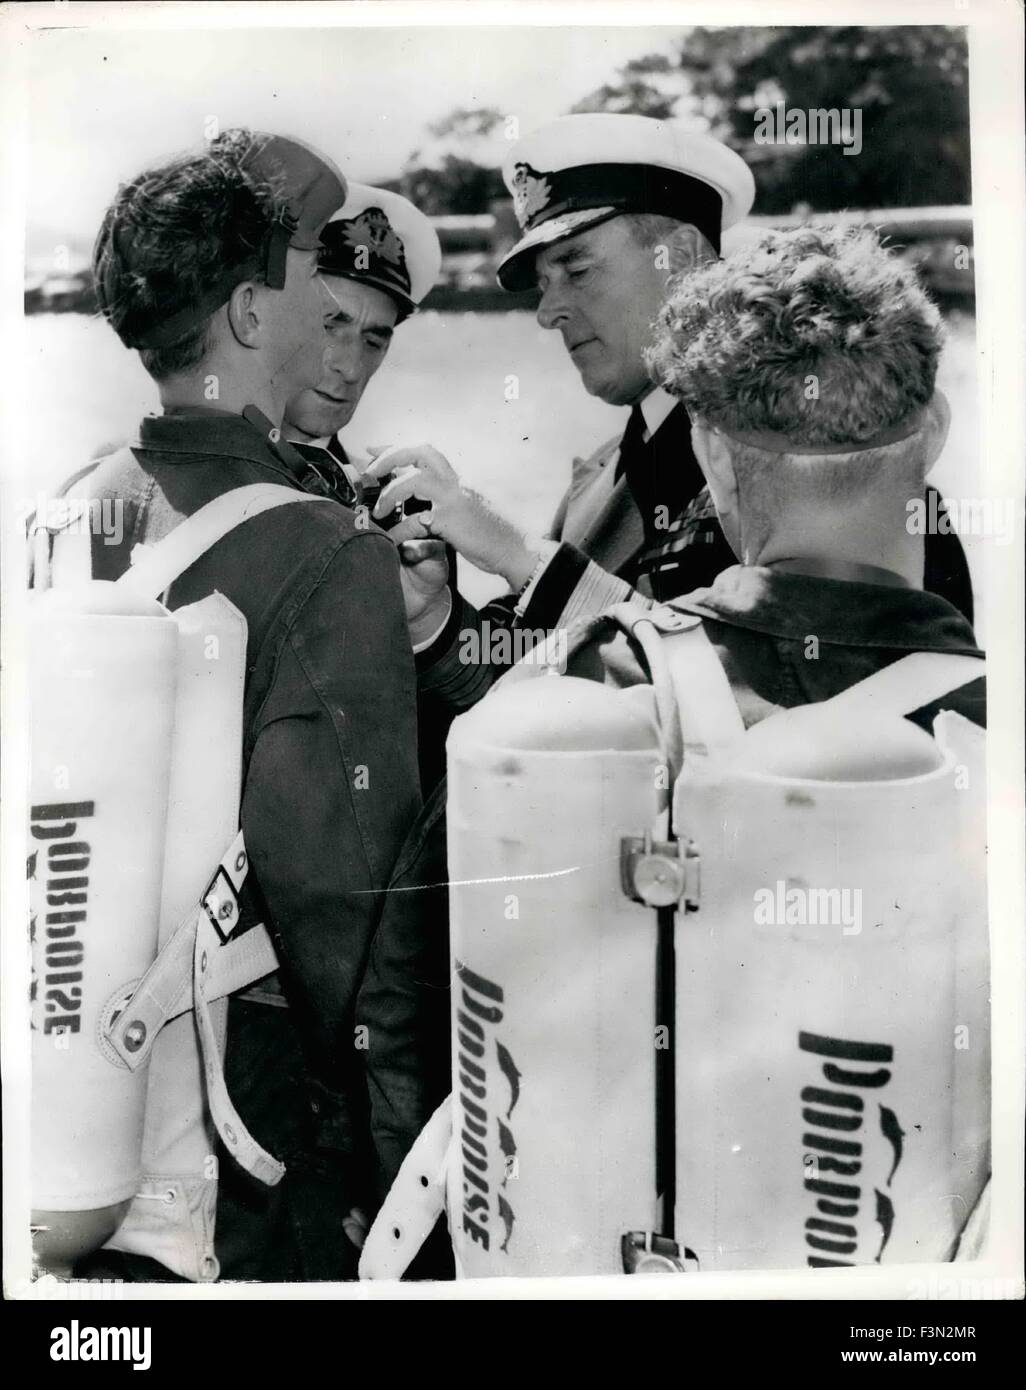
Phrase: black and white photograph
[{"left": 1, "top": 0, "right": 1023, "bottom": 1339}]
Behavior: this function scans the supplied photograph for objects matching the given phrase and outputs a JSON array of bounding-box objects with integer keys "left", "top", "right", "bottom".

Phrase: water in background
[{"left": 15, "top": 309, "right": 982, "bottom": 629}]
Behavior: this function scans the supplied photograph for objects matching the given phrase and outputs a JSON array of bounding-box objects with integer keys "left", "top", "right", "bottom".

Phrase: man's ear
[
  {"left": 691, "top": 419, "right": 739, "bottom": 515},
  {"left": 226, "top": 280, "right": 263, "bottom": 349},
  {"left": 663, "top": 224, "right": 704, "bottom": 278},
  {"left": 920, "top": 391, "right": 951, "bottom": 474}
]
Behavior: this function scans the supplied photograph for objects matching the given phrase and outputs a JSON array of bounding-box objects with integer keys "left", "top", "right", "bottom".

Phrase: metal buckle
[
  {"left": 622, "top": 1231, "right": 697, "bottom": 1274},
  {"left": 620, "top": 832, "right": 700, "bottom": 910},
  {"left": 275, "top": 204, "right": 299, "bottom": 235},
  {"left": 202, "top": 866, "right": 241, "bottom": 944}
]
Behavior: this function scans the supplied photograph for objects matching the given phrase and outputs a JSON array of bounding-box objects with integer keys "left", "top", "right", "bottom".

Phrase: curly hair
[
  {"left": 644, "top": 224, "right": 944, "bottom": 447},
  {"left": 92, "top": 129, "right": 286, "bottom": 379}
]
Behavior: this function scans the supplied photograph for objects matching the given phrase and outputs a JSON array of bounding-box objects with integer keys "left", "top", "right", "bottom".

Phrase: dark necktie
[
  {"left": 615, "top": 404, "right": 657, "bottom": 540},
  {"left": 289, "top": 438, "right": 358, "bottom": 507},
  {"left": 617, "top": 402, "right": 708, "bottom": 546}
]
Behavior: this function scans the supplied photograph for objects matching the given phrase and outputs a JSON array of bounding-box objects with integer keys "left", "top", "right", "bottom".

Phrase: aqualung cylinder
[
  {"left": 103, "top": 593, "right": 249, "bottom": 1282},
  {"left": 446, "top": 674, "right": 664, "bottom": 1277},
  {"left": 672, "top": 708, "right": 988, "bottom": 1271},
  {"left": 29, "top": 583, "right": 178, "bottom": 1269}
]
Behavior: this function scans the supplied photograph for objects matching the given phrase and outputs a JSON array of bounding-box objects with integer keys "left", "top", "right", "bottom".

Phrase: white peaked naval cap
[
  {"left": 317, "top": 182, "right": 442, "bottom": 317},
  {"left": 498, "top": 113, "right": 756, "bottom": 290}
]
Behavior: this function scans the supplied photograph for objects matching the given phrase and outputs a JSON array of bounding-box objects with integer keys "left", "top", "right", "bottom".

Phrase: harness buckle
[{"left": 202, "top": 866, "right": 241, "bottom": 943}]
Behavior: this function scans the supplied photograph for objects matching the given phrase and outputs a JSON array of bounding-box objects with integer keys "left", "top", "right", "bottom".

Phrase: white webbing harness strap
[
  {"left": 190, "top": 834, "right": 285, "bottom": 1186},
  {"left": 101, "top": 482, "right": 326, "bottom": 1185},
  {"left": 602, "top": 604, "right": 745, "bottom": 785},
  {"left": 649, "top": 605, "right": 984, "bottom": 768},
  {"left": 650, "top": 610, "right": 745, "bottom": 759},
  {"left": 106, "top": 828, "right": 284, "bottom": 1185},
  {"left": 810, "top": 650, "right": 984, "bottom": 721},
  {"left": 107, "top": 831, "right": 279, "bottom": 1040},
  {"left": 116, "top": 482, "right": 326, "bottom": 598},
  {"left": 358, "top": 1095, "right": 454, "bottom": 1280}
]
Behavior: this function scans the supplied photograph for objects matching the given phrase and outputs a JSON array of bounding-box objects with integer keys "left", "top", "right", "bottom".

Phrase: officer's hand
[
  {"left": 343, "top": 1206, "right": 369, "bottom": 1252},
  {"left": 397, "top": 538, "right": 451, "bottom": 647},
  {"left": 365, "top": 444, "right": 539, "bottom": 591}
]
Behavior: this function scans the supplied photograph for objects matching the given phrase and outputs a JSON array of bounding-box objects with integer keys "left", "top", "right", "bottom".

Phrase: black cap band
[{"left": 518, "top": 161, "right": 724, "bottom": 253}]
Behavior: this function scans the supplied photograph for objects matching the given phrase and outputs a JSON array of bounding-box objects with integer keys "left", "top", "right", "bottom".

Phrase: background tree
[
  {"left": 384, "top": 26, "right": 970, "bottom": 216},
  {"left": 573, "top": 26, "right": 971, "bottom": 213},
  {"left": 569, "top": 55, "right": 681, "bottom": 120},
  {"left": 382, "top": 105, "right": 507, "bottom": 214}
]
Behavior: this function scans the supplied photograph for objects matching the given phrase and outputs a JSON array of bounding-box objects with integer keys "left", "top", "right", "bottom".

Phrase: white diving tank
[
  {"left": 103, "top": 592, "right": 249, "bottom": 1282},
  {"left": 445, "top": 673, "right": 665, "bottom": 1277},
  {"left": 672, "top": 704, "right": 989, "bottom": 1271},
  {"left": 29, "top": 582, "right": 178, "bottom": 1270}
]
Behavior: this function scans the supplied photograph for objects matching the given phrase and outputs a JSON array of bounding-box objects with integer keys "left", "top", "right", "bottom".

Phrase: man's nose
[
  {"left": 536, "top": 282, "right": 571, "bottom": 332},
  {"left": 324, "top": 340, "right": 362, "bottom": 384}
]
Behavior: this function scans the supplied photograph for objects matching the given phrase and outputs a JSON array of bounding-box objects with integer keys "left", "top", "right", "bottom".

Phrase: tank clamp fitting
[
  {"left": 620, "top": 833, "right": 700, "bottom": 911},
  {"left": 622, "top": 1231, "right": 697, "bottom": 1274}
]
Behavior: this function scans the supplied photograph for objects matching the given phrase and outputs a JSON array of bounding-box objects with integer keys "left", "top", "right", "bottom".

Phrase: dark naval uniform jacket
[{"left": 53, "top": 407, "right": 422, "bottom": 1280}]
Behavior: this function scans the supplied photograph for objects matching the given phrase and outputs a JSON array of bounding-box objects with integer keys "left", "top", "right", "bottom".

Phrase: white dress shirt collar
[{"left": 639, "top": 387, "right": 678, "bottom": 442}]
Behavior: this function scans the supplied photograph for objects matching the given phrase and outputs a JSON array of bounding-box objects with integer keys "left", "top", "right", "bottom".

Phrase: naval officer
[
  {"left": 283, "top": 183, "right": 459, "bottom": 795},
  {"left": 283, "top": 182, "right": 442, "bottom": 522},
  {"left": 365, "top": 113, "right": 975, "bottom": 715}
]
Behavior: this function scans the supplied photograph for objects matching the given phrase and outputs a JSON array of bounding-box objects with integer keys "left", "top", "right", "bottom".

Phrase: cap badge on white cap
[
  {"left": 496, "top": 114, "right": 757, "bottom": 292},
  {"left": 343, "top": 209, "right": 406, "bottom": 268},
  {"left": 511, "top": 163, "right": 553, "bottom": 228}
]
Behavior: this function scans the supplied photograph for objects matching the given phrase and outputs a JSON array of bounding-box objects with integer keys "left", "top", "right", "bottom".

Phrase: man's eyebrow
[
  {"left": 547, "top": 242, "right": 592, "bottom": 268},
  {"left": 326, "top": 309, "right": 394, "bottom": 336}
]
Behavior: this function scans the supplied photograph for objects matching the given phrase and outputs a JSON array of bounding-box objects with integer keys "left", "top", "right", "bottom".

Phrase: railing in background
[{"left": 23, "top": 206, "right": 974, "bottom": 318}]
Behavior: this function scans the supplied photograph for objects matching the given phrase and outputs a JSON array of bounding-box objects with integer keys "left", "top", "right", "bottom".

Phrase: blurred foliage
[
  {"left": 570, "top": 55, "right": 682, "bottom": 120},
  {"left": 384, "top": 155, "right": 506, "bottom": 215},
  {"left": 383, "top": 106, "right": 507, "bottom": 214},
  {"left": 573, "top": 26, "right": 971, "bottom": 212},
  {"left": 393, "top": 25, "right": 970, "bottom": 215},
  {"left": 427, "top": 107, "right": 507, "bottom": 141}
]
